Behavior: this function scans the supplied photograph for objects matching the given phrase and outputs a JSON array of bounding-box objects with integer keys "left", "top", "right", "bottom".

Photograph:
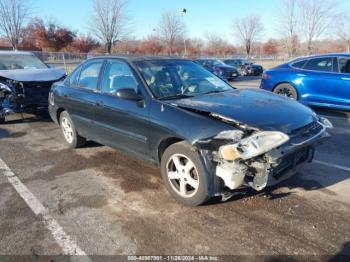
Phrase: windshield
[
  {"left": 212, "top": 60, "right": 225, "bottom": 66},
  {"left": 0, "top": 54, "right": 48, "bottom": 70},
  {"left": 135, "top": 60, "right": 233, "bottom": 99}
]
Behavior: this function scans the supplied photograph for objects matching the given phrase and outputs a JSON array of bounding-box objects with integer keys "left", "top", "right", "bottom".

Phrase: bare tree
[
  {"left": 335, "top": 16, "right": 350, "bottom": 52},
  {"left": 157, "top": 10, "right": 185, "bottom": 55},
  {"left": 233, "top": 15, "right": 264, "bottom": 58},
  {"left": 299, "top": 0, "right": 338, "bottom": 55},
  {"left": 204, "top": 33, "right": 236, "bottom": 58},
  {"left": 90, "top": 0, "right": 131, "bottom": 54},
  {"left": 0, "top": 0, "right": 30, "bottom": 50},
  {"left": 275, "top": 0, "right": 299, "bottom": 57}
]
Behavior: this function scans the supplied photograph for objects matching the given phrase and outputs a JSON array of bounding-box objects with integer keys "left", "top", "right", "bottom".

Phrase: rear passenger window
[
  {"left": 78, "top": 60, "right": 103, "bottom": 90},
  {"left": 303, "top": 58, "right": 333, "bottom": 72},
  {"left": 338, "top": 58, "right": 350, "bottom": 73},
  {"left": 292, "top": 60, "right": 307, "bottom": 69}
]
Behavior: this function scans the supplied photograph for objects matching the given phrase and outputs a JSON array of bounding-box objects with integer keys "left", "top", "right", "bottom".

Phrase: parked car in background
[
  {"left": 223, "top": 59, "right": 263, "bottom": 76},
  {"left": 260, "top": 54, "right": 350, "bottom": 111},
  {"left": 194, "top": 59, "right": 239, "bottom": 81},
  {"left": 0, "top": 51, "right": 66, "bottom": 123},
  {"left": 49, "top": 56, "right": 331, "bottom": 206}
]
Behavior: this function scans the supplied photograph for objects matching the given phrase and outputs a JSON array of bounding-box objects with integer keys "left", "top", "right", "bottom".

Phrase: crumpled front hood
[
  {"left": 168, "top": 89, "right": 317, "bottom": 134},
  {"left": 0, "top": 68, "right": 65, "bottom": 82}
]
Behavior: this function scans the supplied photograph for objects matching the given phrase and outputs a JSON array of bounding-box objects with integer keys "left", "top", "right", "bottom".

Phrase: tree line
[{"left": 0, "top": 0, "right": 348, "bottom": 58}]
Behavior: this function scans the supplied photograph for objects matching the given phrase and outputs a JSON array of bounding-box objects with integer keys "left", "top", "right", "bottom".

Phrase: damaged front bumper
[
  {"left": 0, "top": 80, "right": 56, "bottom": 120},
  {"left": 197, "top": 119, "right": 331, "bottom": 197}
]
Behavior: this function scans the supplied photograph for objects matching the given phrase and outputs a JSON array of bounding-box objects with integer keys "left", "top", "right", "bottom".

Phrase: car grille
[
  {"left": 273, "top": 147, "right": 314, "bottom": 179},
  {"left": 291, "top": 121, "right": 323, "bottom": 138}
]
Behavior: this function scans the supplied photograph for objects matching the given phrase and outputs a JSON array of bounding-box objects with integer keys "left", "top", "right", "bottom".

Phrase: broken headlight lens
[
  {"left": 219, "top": 131, "right": 290, "bottom": 161},
  {"left": 0, "top": 82, "right": 12, "bottom": 93}
]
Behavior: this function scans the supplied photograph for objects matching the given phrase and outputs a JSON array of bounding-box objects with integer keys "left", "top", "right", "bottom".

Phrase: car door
[
  {"left": 62, "top": 59, "right": 104, "bottom": 139},
  {"left": 332, "top": 56, "right": 350, "bottom": 107},
  {"left": 299, "top": 57, "right": 339, "bottom": 105},
  {"left": 93, "top": 59, "right": 151, "bottom": 158}
]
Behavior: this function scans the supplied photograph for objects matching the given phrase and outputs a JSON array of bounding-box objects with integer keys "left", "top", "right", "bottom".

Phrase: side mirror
[{"left": 116, "top": 88, "right": 143, "bottom": 101}]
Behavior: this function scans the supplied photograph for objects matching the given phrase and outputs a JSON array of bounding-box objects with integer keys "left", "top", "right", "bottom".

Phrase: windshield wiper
[
  {"left": 159, "top": 94, "right": 195, "bottom": 100},
  {"left": 200, "top": 90, "right": 228, "bottom": 96}
]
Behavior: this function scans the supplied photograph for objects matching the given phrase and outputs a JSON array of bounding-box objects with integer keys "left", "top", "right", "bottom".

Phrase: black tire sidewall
[{"left": 160, "top": 142, "right": 209, "bottom": 206}]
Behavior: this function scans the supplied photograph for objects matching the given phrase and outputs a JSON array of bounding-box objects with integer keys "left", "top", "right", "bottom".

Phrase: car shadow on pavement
[
  {"left": 0, "top": 127, "right": 9, "bottom": 139},
  {"left": 282, "top": 172, "right": 342, "bottom": 195},
  {"left": 1, "top": 112, "right": 52, "bottom": 125},
  {"left": 84, "top": 141, "right": 103, "bottom": 148},
  {"left": 205, "top": 186, "right": 294, "bottom": 206},
  {"left": 328, "top": 241, "right": 350, "bottom": 261}
]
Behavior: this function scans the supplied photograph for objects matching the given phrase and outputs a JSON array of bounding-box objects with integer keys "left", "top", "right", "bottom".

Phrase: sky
[{"left": 32, "top": 0, "right": 349, "bottom": 43}]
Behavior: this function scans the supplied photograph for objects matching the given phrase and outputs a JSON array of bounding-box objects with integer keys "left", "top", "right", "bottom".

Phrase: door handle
[
  {"left": 297, "top": 74, "right": 306, "bottom": 77},
  {"left": 341, "top": 77, "right": 350, "bottom": 81}
]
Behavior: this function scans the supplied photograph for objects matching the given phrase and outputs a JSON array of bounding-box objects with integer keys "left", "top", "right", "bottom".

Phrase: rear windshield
[{"left": 0, "top": 54, "right": 48, "bottom": 70}]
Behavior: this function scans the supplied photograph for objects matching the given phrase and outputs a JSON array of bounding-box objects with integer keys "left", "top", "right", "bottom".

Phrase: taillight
[{"left": 262, "top": 73, "right": 270, "bottom": 80}]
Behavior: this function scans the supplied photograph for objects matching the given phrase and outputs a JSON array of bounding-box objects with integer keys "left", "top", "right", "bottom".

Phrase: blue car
[{"left": 260, "top": 54, "right": 350, "bottom": 111}]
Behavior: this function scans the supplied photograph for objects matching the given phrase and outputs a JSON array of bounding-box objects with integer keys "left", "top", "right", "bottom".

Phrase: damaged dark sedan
[
  {"left": 49, "top": 56, "right": 332, "bottom": 206},
  {"left": 0, "top": 51, "right": 66, "bottom": 123}
]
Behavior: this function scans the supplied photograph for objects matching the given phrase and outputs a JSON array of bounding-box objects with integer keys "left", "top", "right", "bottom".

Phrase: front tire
[
  {"left": 59, "top": 111, "right": 86, "bottom": 148},
  {"left": 0, "top": 117, "right": 5, "bottom": 124},
  {"left": 274, "top": 83, "right": 298, "bottom": 100},
  {"left": 161, "top": 141, "right": 209, "bottom": 206}
]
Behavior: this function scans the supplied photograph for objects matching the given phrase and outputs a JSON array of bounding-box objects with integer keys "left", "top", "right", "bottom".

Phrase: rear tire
[
  {"left": 161, "top": 141, "right": 209, "bottom": 206},
  {"left": 274, "top": 83, "right": 298, "bottom": 100},
  {"left": 59, "top": 111, "right": 86, "bottom": 148},
  {"left": 0, "top": 117, "right": 5, "bottom": 124}
]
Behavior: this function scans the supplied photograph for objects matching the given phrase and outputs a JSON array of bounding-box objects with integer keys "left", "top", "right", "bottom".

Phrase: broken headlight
[
  {"left": 0, "top": 82, "right": 12, "bottom": 94},
  {"left": 219, "top": 131, "right": 290, "bottom": 161}
]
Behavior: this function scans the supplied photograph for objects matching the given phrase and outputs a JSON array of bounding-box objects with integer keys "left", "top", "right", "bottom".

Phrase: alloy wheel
[
  {"left": 61, "top": 117, "right": 74, "bottom": 144},
  {"left": 166, "top": 154, "right": 199, "bottom": 198}
]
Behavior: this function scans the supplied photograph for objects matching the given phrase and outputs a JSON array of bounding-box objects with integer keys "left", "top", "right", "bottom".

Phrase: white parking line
[
  {"left": 314, "top": 160, "right": 350, "bottom": 173},
  {"left": 0, "top": 158, "right": 90, "bottom": 258}
]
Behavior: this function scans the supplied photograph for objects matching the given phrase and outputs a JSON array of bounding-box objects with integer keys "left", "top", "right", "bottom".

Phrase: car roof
[
  {"left": 290, "top": 53, "right": 350, "bottom": 62},
  {"left": 87, "top": 55, "right": 190, "bottom": 63},
  {"left": 0, "top": 50, "right": 35, "bottom": 56}
]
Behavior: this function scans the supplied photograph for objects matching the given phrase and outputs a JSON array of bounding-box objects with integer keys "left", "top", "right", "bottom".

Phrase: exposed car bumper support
[
  {"left": 216, "top": 124, "right": 330, "bottom": 193},
  {"left": 196, "top": 121, "right": 331, "bottom": 200}
]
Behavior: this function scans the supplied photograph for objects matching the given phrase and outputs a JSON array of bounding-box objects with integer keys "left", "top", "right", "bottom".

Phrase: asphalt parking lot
[{"left": 0, "top": 78, "right": 350, "bottom": 260}]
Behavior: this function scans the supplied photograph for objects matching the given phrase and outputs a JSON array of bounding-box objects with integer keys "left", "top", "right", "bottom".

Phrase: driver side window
[{"left": 101, "top": 60, "right": 139, "bottom": 95}]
